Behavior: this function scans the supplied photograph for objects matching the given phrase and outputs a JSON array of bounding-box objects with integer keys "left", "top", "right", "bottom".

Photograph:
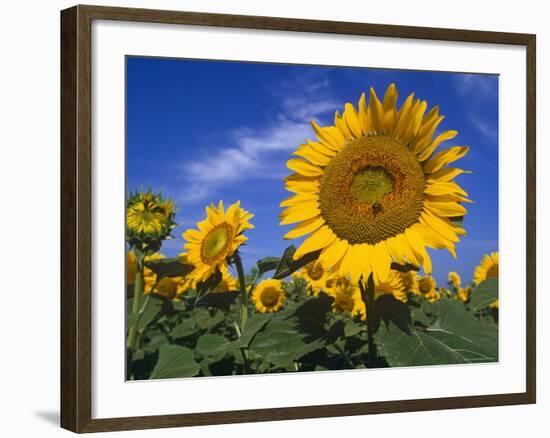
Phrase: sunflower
[
  {"left": 293, "top": 261, "right": 330, "bottom": 295},
  {"left": 374, "top": 270, "right": 407, "bottom": 302},
  {"left": 417, "top": 275, "right": 440, "bottom": 303},
  {"left": 182, "top": 200, "right": 254, "bottom": 283},
  {"left": 252, "top": 279, "right": 286, "bottom": 313},
  {"left": 325, "top": 275, "right": 366, "bottom": 319},
  {"left": 457, "top": 286, "right": 472, "bottom": 303},
  {"left": 448, "top": 271, "right": 461, "bottom": 288},
  {"left": 473, "top": 252, "right": 499, "bottom": 284},
  {"left": 400, "top": 270, "right": 420, "bottom": 295},
  {"left": 126, "top": 191, "right": 176, "bottom": 252},
  {"left": 280, "top": 83, "right": 469, "bottom": 284},
  {"left": 212, "top": 267, "right": 239, "bottom": 293}
]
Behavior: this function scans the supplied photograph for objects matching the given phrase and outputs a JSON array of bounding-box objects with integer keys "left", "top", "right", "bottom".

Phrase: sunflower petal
[
  {"left": 286, "top": 158, "right": 323, "bottom": 177},
  {"left": 283, "top": 216, "right": 325, "bottom": 239},
  {"left": 423, "top": 146, "right": 469, "bottom": 174},
  {"left": 294, "top": 225, "right": 337, "bottom": 259},
  {"left": 418, "top": 130, "right": 459, "bottom": 161}
]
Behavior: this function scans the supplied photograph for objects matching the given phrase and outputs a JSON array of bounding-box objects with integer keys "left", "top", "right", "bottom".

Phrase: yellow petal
[
  {"left": 307, "top": 139, "right": 338, "bottom": 158},
  {"left": 294, "top": 225, "right": 337, "bottom": 259},
  {"left": 368, "top": 87, "right": 384, "bottom": 133},
  {"left": 311, "top": 121, "right": 345, "bottom": 151},
  {"left": 425, "top": 201, "right": 467, "bottom": 217},
  {"left": 371, "top": 242, "right": 391, "bottom": 283},
  {"left": 420, "top": 211, "right": 459, "bottom": 243},
  {"left": 293, "top": 144, "right": 332, "bottom": 166},
  {"left": 423, "top": 146, "right": 469, "bottom": 174},
  {"left": 405, "top": 227, "right": 432, "bottom": 274},
  {"left": 283, "top": 216, "right": 325, "bottom": 239},
  {"left": 425, "top": 181, "right": 468, "bottom": 197},
  {"left": 280, "top": 193, "right": 319, "bottom": 207},
  {"left": 334, "top": 111, "right": 353, "bottom": 141},
  {"left": 427, "top": 167, "right": 469, "bottom": 183},
  {"left": 358, "top": 92, "right": 370, "bottom": 134},
  {"left": 286, "top": 158, "right": 323, "bottom": 177},
  {"left": 343, "top": 103, "right": 362, "bottom": 138},
  {"left": 280, "top": 203, "right": 320, "bottom": 225},
  {"left": 319, "top": 238, "right": 349, "bottom": 268},
  {"left": 418, "top": 130, "right": 458, "bottom": 161}
]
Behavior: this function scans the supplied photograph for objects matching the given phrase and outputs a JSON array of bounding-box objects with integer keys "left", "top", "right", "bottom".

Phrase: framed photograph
[{"left": 60, "top": 4, "right": 536, "bottom": 433}]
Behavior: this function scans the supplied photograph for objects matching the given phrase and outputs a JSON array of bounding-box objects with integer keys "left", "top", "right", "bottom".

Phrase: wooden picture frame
[{"left": 60, "top": 4, "right": 536, "bottom": 433}]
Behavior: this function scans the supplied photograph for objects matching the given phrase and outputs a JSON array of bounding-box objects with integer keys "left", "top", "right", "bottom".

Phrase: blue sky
[{"left": 126, "top": 56, "right": 498, "bottom": 287}]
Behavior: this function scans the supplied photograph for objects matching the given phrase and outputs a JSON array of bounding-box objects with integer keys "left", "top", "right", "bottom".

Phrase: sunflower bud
[{"left": 126, "top": 190, "right": 177, "bottom": 253}]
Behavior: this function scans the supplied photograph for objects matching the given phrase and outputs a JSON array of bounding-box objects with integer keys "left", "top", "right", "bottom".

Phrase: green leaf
[
  {"left": 249, "top": 320, "right": 324, "bottom": 367},
  {"left": 150, "top": 345, "right": 200, "bottom": 379},
  {"left": 273, "top": 246, "right": 321, "bottom": 279},
  {"left": 144, "top": 257, "right": 194, "bottom": 279},
  {"left": 127, "top": 297, "right": 164, "bottom": 334},
  {"left": 470, "top": 278, "right": 499, "bottom": 312},
  {"left": 196, "top": 334, "right": 229, "bottom": 359},
  {"left": 375, "top": 299, "right": 498, "bottom": 367},
  {"left": 196, "top": 269, "right": 222, "bottom": 295},
  {"left": 344, "top": 320, "right": 364, "bottom": 337},
  {"left": 170, "top": 318, "right": 198, "bottom": 339},
  {"left": 374, "top": 294, "right": 412, "bottom": 334},
  {"left": 239, "top": 314, "right": 271, "bottom": 347},
  {"left": 197, "top": 291, "right": 239, "bottom": 310},
  {"left": 256, "top": 257, "right": 280, "bottom": 276}
]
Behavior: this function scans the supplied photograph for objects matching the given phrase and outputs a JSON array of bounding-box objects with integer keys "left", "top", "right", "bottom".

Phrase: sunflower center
[
  {"left": 260, "top": 288, "right": 280, "bottom": 307},
  {"left": 418, "top": 280, "right": 432, "bottom": 294},
  {"left": 350, "top": 167, "right": 394, "bottom": 203},
  {"left": 307, "top": 263, "right": 325, "bottom": 281},
  {"left": 334, "top": 294, "right": 354, "bottom": 313},
  {"left": 318, "top": 134, "right": 425, "bottom": 245},
  {"left": 201, "top": 224, "right": 232, "bottom": 263},
  {"left": 486, "top": 264, "right": 499, "bottom": 278}
]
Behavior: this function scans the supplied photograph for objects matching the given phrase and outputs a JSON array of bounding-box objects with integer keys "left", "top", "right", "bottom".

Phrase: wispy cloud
[
  {"left": 177, "top": 74, "right": 338, "bottom": 203},
  {"left": 453, "top": 74, "right": 497, "bottom": 98},
  {"left": 453, "top": 74, "right": 498, "bottom": 140},
  {"left": 468, "top": 115, "right": 498, "bottom": 140}
]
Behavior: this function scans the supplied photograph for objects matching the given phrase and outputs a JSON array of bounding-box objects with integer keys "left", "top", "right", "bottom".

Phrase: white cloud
[
  {"left": 176, "top": 74, "right": 337, "bottom": 203},
  {"left": 454, "top": 73, "right": 497, "bottom": 97},
  {"left": 468, "top": 115, "right": 498, "bottom": 140}
]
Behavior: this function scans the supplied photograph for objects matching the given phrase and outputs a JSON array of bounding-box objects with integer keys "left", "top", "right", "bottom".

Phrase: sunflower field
[{"left": 126, "top": 84, "right": 499, "bottom": 380}]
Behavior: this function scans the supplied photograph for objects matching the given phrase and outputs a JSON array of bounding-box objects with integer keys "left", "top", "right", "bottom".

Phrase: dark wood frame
[{"left": 61, "top": 4, "right": 537, "bottom": 433}]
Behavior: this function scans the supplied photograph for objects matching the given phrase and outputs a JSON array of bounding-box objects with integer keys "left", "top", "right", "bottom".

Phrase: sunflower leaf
[
  {"left": 390, "top": 262, "right": 420, "bottom": 273},
  {"left": 374, "top": 294, "right": 413, "bottom": 335},
  {"left": 469, "top": 278, "right": 499, "bottom": 312},
  {"left": 144, "top": 257, "right": 194, "bottom": 280},
  {"left": 273, "top": 246, "right": 321, "bottom": 279},
  {"left": 256, "top": 257, "right": 281, "bottom": 276},
  {"left": 196, "top": 269, "right": 223, "bottom": 295},
  {"left": 197, "top": 291, "right": 239, "bottom": 310},
  {"left": 150, "top": 345, "right": 200, "bottom": 379},
  {"left": 375, "top": 298, "right": 498, "bottom": 366}
]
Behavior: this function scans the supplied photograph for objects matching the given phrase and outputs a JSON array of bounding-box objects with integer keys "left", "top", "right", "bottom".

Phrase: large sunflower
[
  {"left": 182, "top": 200, "right": 254, "bottom": 283},
  {"left": 280, "top": 84, "right": 469, "bottom": 284}
]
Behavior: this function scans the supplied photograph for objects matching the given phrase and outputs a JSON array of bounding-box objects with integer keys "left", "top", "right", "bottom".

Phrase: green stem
[
  {"left": 360, "top": 273, "right": 378, "bottom": 367},
  {"left": 234, "top": 252, "right": 248, "bottom": 331},
  {"left": 127, "top": 250, "right": 145, "bottom": 351}
]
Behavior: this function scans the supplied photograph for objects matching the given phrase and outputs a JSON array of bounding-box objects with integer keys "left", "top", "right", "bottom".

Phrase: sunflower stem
[
  {"left": 234, "top": 252, "right": 249, "bottom": 332},
  {"left": 127, "top": 249, "right": 145, "bottom": 353},
  {"left": 360, "top": 274, "right": 378, "bottom": 367}
]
